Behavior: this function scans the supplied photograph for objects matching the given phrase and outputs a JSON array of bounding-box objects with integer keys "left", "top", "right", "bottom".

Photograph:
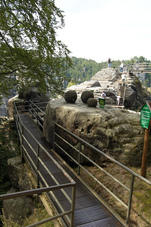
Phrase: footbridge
[{"left": 1, "top": 100, "right": 151, "bottom": 227}]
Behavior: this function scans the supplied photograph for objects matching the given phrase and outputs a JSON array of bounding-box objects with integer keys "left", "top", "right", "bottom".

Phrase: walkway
[{"left": 19, "top": 113, "right": 122, "bottom": 227}]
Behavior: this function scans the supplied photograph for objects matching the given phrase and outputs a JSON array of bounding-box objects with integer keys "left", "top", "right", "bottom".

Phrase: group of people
[
  {"left": 101, "top": 90, "right": 121, "bottom": 106},
  {"left": 108, "top": 58, "right": 128, "bottom": 73}
]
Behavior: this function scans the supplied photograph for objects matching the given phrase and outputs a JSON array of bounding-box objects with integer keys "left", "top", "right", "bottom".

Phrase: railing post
[
  {"left": 37, "top": 144, "right": 40, "bottom": 188},
  {"left": 52, "top": 123, "right": 56, "bottom": 150},
  {"left": 20, "top": 124, "right": 24, "bottom": 163},
  {"left": 70, "top": 184, "right": 76, "bottom": 227},
  {"left": 78, "top": 143, "right": 81, "bottom": 175},
  {"left": 126, "top": 175, "right": 135, "bottom": 225}
]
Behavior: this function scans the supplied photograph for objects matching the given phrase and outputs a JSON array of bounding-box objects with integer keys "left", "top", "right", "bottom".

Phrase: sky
[{"left": 56, "top": 0, "right": 151, "bottom": 63}]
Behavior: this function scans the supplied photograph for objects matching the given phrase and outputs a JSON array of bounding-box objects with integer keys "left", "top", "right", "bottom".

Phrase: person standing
[
  {"left": 101, "top": 91, "right": 106, "bottom": 99},
  {"left": 108, "top": 58, "right": 112, "bottom": 68},
  {"left": 117, "top": 95, "right": 121, "bottom": 106},
  {"left": 120, "top": 62, "right": 124, "bottom": 72}
]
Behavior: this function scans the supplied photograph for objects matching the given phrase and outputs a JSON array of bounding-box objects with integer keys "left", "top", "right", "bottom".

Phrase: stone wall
[{"left": 43, "top": 99, "right": 150, "bottom": 166}]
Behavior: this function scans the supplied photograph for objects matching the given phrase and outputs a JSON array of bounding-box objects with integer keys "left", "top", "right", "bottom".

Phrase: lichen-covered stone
[
  {"left": 81, "top": 91, "right": 94, "bottom": 103},
  {"left": 64, "top": 90, "right": 77, "bottom": 103},
  {"left": 87, "top": 98, "right": 97, "bottom": 107}
]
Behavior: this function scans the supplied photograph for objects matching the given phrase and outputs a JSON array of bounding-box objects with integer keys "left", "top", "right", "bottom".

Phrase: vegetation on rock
[
  {"left": 81, "top": 91, "right": 94, "bottom": 103},
  {"left": 0, "top": 118, "right": 19, "bottom": 194},
  {"left": 0, "top": 118, "right": 20, "bottom": 226},
  {"left": 64, "top": 90, "right": 77, "bottom": 103}
]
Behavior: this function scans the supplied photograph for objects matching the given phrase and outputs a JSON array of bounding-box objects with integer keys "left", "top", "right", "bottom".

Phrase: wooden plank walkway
[{"left": 19, "top": 114, "right": 123, "bottom": 227}]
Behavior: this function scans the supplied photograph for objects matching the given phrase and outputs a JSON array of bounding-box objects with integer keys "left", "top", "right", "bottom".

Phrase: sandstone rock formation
[
  {"left": 67, "top": 68, "right": 150, "bottom": 110},
  {"left": 43, "top": 98, "right": 149, "bottom": 166},
  {"left": 3, "top": 157, "right": 34, "bottom": 225},
  {"left": 8, "top": 95, "right": 19, "bottom": 119}
]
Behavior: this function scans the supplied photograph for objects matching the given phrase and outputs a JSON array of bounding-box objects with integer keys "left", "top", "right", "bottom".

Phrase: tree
[{"left": 0, "top": 0, "right": 71, "bottom": 96}]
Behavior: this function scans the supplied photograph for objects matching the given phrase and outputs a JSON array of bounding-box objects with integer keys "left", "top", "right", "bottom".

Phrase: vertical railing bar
[
  {"left": 21, "top": 124, "right": 24, "bottom": 163},
  {"left": 126, "top": 175, "right": 135, "bottom": 224},
  {"left": 37, "top": 144, "right": 40, "bottom": 188},
  {"left": 78, "top": 143, "right": 81, "bottom": 175},
  {"left": 70, "top": 184, "right": 76, "bottom": 227}
]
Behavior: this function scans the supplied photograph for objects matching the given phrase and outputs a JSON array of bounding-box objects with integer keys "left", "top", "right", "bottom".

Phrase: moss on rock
[
  {"left": 64, "top": 90, "right": 77, "bottom": 103},
  {"left": 87, "top": 98, "right": 97, "bottom": 107},
  {"left": 81, "top": 91, "right": 94, "bottom": 103}
]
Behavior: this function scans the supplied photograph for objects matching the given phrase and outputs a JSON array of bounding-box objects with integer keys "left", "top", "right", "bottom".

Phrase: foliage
[
  {"left": 67, "top": 80, "right": 76, "bottom": 88},
  {"left": 66, "top": 56, "right": 151, "bottom": 89},
  {"left": 2, "top": 198, "right": 55, "bottom": 227},
  {"left": 0, "top": 0, "right": 71, "bottom": 96},
  {"left": 65, "top": 57, "right": 106, "bottom": 84},
  {"left": 0, "top": 119, "right": 19, "bottom": 193},
  {"left": 64, "top": 90, "right": 77, "bottom": 103}
]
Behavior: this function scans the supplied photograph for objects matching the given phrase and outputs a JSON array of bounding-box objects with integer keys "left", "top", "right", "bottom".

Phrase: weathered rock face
[
  {"left": 8, "top": 95, "right": 19, "bottom": 119},
  {"left": 124, "top": 77, "right": 147, "bottom": 109},
  {"left": 91, "top": 67, "right": 120, "bottom": 83},
  {"left": 43, "top": 99, "right": 149, "bottom": 166},
  {"left": 67, "top": 68, "right": 150, "bottom": 110},
  {"left": 3, "top": 188, "right": 34, "bottom": 224}
]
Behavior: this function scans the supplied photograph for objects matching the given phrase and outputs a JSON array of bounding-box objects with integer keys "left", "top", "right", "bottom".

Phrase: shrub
[
  {"left": 87, "top": 98, "right": 97, "bottom": 107},
  {"left": 64, "top": 90, "right": 77, "bottom": 103},
  {"left": 81, "top": 91, "right": 94, "bottom": 103}
]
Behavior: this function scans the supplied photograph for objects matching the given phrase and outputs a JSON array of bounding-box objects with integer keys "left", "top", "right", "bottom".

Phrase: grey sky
[{"left": 56, "top": 0, "right": 151, "bottom": 62}]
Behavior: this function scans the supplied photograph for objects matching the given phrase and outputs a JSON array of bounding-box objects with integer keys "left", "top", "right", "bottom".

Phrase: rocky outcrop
[
  {"left": 43, "top": 99, "right": 149, "bottom": 166},
  {"left": 8, "top": 95, "right": 19, "bottom": 119},
  {"left": 67, "top": 68, "right": 150, "bottom": 110},
  {"left": 2, "top": 157, "right": 35, "bottom": 225},
  {"left": 124, "top": 76, "right": 148, "bottom": 109},
  {"left": 3, "top": 188, "right": 34, "bottom": 225}
]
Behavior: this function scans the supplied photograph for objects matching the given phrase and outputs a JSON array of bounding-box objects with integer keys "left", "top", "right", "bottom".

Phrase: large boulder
[
  {"left": 124, "top": 77, "right": 148, "bottom": 110},
  {"left": 43, "top": 99, "right": 150, "bottom": 166},
  {"left": 2, "top": 157, "right": 35, "bottom": 225},
  {"left": 91, "top": 67, "right": 120, "bottom": 82},
  {"left": 3, "top": 188, "right": 34, "bottom": 225}
]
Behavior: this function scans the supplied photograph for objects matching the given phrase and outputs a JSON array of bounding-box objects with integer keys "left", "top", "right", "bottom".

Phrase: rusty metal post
[
  {"left": 141, "top": 128, "right": 149, "bottom": 177},
  {"left": 70, "top": 184, "right": 76, "bottom": 227},
  {"left": 20, "top": 124, "right": 24, "bottom": 163},
  {"left": 126, "top": 175, "right": 135, "bottom": 224}
]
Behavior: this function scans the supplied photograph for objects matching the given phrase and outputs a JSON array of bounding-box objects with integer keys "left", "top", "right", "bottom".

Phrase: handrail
[
  {"left": 54, "top": 122, "right": 151, "bottom": 226},
  {"left": 14, "top": 101, "right": 151, "bottom": 226},
  {"left": 13, "top": 102, "right": 76, "bottom": 227},
  {"left": 14, "top": 104, "right": 74, "bottom": 183},
  {"left": 55, "top": 123, "right": 151, "bottom": 185},
  {"left": 0, "top": 184, "right": 76, "bottom": 227},
  {"left": 0, "top": 184, "right": 74, "bottom": 200}
]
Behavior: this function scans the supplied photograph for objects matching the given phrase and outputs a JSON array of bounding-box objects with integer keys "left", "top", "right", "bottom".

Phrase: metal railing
[
  {"left": 13, "top": 100, "right": 151, "bottom": 226},
  {"left": 28, "top": 100, "right": 47, "bottom": 130},
  {"left": 0, "top": 102, "right": 76, "bottom": 227},
  {"left": 54, "top": 123, "right": 151, "bottom": 227},
  {"left": 0, "top": 184, "right": 76, "bottom": 227}
]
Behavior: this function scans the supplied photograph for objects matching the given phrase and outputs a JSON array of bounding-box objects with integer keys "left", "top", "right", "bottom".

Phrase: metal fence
[
  {"left": 12, "top": 100, "right": 151, "bottom": 226},
  {"left": 0, "top": 101, "right": 76, "bottom": 227},
  {"left": 54, "top": 123, "right": 151, "bottom": 227}
]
